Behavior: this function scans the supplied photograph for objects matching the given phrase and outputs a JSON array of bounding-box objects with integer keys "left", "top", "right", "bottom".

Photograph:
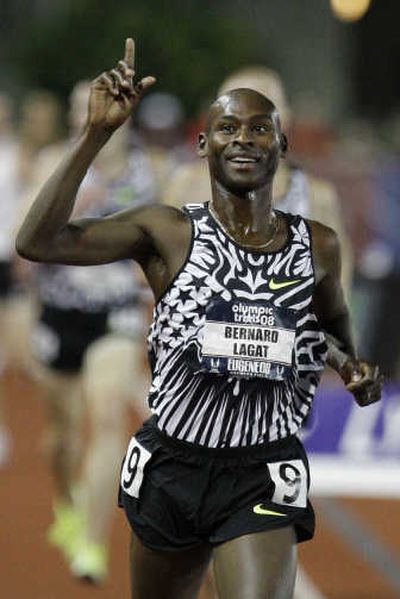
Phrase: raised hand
[{"left": 88, "top": 38, "right": 155, "bottom": 133}]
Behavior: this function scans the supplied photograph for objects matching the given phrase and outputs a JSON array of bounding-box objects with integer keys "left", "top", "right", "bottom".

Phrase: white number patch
[
  {"left": 267, "top": 459, "right": 308, "bottom": 508},
  {"left": 120, "top": 437, "right": 152, "bottom": 499}
]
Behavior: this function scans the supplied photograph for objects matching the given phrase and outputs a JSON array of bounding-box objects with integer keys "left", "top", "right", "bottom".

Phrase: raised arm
[
  {"left": 16, "top": 38, "right": 157, "bottom": 266},
  {"left": 310, "top": 220, "right": 383, "bottom": 407}
]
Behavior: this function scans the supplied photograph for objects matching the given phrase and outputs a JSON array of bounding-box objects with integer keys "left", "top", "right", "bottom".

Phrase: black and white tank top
[{"left": 147, "top": 203, "right": 327, "bottom": 448}]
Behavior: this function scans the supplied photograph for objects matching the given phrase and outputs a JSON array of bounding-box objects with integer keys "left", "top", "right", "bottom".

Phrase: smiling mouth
[
  {"left": 228, "top": 156, "right": 259, "bottom": 164},
  {"left": 227, "top": 154, "right": 260, "bottom": 170},
  {"left": 226, "top": 156, "right": 260, "bottom": 172}
]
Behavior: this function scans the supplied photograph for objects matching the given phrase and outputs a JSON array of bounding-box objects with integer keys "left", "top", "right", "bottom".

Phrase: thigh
[
  {"left": 130, "top": 532, "right": 212, "bottom": 599},
  {"left": 83, "top": 334, "right": 150, "bottom": 420},
  {"left": 83, "top": 335, "right": 137, "bottom": 424},
  {"left": 0, "top": 293, "right": 37, "bottom": 369},
  {"left": 36, "top": 364, "right": 83, "bottom": 427},
  {"left": 213, "top": 526, "right": 297, "bottom": 599}
]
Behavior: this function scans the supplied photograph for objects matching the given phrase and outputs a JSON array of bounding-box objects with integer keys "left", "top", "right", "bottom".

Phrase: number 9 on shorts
[
  {"left": 120, "top": 436, "right": 152, "bottom": 499},
  {"left": 267, "top": 459, "right": 308, "bottom": 508}
]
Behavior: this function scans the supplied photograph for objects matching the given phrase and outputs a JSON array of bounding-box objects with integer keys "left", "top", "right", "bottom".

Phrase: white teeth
[{"left": 230, "top": 157, "right": 257, "bottom": 163}]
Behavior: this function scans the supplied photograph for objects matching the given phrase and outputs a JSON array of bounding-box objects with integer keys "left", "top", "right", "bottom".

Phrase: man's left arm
[{"left": 310, "top": 220, "right": 383, "bottom": 406}]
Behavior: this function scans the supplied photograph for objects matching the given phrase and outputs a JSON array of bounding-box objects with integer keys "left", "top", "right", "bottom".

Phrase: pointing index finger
[{"left": 124, "top": 38, "right": 135, "bottom": 69}]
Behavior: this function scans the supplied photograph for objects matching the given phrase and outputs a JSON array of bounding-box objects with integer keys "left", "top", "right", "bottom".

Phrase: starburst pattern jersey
[{"left": 147, "top": 204, "right": 327, "bottom": 448}]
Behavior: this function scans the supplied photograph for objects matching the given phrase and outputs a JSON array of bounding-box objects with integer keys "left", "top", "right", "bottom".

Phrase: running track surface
[{"left": 2, "top": 369, "right": 400, "bottom": 599}]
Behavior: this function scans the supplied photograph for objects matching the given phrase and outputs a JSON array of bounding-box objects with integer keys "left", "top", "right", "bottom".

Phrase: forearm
[
  {"left": 323, "top": 311, "right": 382, "bottom": 404},
  {"left": 311, "top": 222, "right": 381, "bottom": 403},
  {"left": 16, "top": 127, "right": 111, "bottom": 260},
  {"left": 322, "top": 312, "right": 358, "bottom": 374}
]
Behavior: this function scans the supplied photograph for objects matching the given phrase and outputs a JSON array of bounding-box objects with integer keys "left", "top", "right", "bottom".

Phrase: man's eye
[
  {"left": 254, "top": 124, "right": 270, "bottom": 133},
  {"left": 221, "top": 124, "right": 235, "bottom": 133}
]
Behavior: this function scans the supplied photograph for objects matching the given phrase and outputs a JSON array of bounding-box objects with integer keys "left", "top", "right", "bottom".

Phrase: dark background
[{"left": 0, "top": 0, "right": 399, "bottom": 123}]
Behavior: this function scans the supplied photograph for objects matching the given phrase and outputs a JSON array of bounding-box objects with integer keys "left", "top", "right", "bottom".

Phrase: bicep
[
  {"left": 312, "top": 224, "right": 348, "bottom": 324},
  {"left": 313, "top": 272, "right": 347, "bottom": 326},
  {"left": 312, "top": 223, "right": 357, "bottom": 358},
  {"left": 45, "top": 212, "right": 150, "bottom": 265}
]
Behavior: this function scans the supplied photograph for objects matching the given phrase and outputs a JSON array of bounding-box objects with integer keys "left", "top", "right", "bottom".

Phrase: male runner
[{"left": 17, "top": 39, "right": 382, "bottom": 599}]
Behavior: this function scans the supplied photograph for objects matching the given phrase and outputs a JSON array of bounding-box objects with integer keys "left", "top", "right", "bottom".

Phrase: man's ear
[
  {"left": 280, "top": 133, "right": 288, "bottom": 157},
  {"left": 198, "top": 133, "right": 208, "bottom": 158}
]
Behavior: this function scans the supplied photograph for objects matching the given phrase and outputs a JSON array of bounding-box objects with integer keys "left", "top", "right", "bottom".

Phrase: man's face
[{"left": 202, "top": 89, "right": 283, "bottom": 194}]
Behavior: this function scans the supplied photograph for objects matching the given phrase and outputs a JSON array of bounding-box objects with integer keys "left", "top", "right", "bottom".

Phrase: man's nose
[{"left": 235, "top": 126, "right": 253, "bottom": 144}]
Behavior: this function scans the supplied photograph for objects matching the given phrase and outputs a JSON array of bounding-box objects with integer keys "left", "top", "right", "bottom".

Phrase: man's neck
[{"left": 210, "top": 181, "right": 275, "bottom": 245}]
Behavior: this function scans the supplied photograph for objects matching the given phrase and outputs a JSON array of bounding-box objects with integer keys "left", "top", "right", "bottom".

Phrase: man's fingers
[
  {"left": 137, "top": 76, "right": 157, "bottom": 91},
  {"left": 345, "top": 360, "right": 384, "bottom": 406},
  {"left": 96, "top": 73, "right": 119, "bottom": 97},
  {"left": 109, "top": 68, "right": 132, "bottom": 91},
  {"left": 124, "top": 37, "right": 135, "bottom": 69},
  {"left": 347, "top": 380, "right": 375, "bottom": 394},
  {"left": 355, "top": 384, "right": 382, "bottom": 406},
  {"left": 349, "top": 377, "right": 384, "bottom": 406},
  {"left": 117, "top": 60, "right": 135, "bottom": 81},
  {"left": 362, "top": 364, "right": 380, "bottom": 379},
  {"left": 347, "top": 363, "right": 381, "bottom": 389},
  {"left": 346, "top": 377, "right": 368, "bottom": 393}
]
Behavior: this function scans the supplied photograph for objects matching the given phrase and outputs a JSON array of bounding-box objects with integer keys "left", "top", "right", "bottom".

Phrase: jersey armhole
[
  {"left": 152, "top": 208, "right": 196, "bottom": 308},
  {"left": 303, "top": 219, "right": 317, "bottom": 289}
]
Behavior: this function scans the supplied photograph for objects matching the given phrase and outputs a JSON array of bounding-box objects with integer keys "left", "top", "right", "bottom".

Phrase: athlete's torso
[{"left": 147, "top": 203, "right": 327, "bottom": 448}]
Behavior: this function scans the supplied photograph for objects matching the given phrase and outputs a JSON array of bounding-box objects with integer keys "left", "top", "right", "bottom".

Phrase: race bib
[
  {"left": 201, "top": 298, "right": 296, "bottom": 380},
  {"left": 267, "top": 459, "right": 308, "bottom": 508},
  {"left": 120, "top": 436, "right": 152, "bottom": 499}
]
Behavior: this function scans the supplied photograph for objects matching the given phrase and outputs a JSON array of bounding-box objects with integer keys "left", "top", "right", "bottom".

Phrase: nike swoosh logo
[
  {"left": 269, "top": 278, "right": 301, "bottom": 290},
  {"left": 253, "top": 504, "right": 287, "bottom": 517}
]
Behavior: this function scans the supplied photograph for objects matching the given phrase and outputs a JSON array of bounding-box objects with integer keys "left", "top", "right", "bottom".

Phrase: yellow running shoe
[
  {"left": 70, "top": 542, "right": 108, "bottom": 585},
  {"left": 47, "top": 502, "right": 83, "bottom": 561}
]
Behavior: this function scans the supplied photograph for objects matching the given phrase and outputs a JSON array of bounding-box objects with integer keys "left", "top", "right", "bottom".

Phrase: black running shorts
[
  {"left": 118, "top": 417, "right": 315, "bottom": 551},
  {"left": 32, "top": 304, "right": 108, "bottom": 371}
]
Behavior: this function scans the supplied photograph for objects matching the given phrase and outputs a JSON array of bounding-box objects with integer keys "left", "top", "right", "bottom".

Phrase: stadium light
[{"left": 330, "top": 0, "right": 371, "bottom": 22}]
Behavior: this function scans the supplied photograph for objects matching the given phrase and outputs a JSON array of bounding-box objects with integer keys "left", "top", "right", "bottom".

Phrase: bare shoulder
[
  {"left": 126, "top": 203, "right": 192, "bottom": 269},
  {"left": 120, "top": 202, "right": 187, "bottom": 223},
  {"left": 124, "top": 203, "right": 192, "bottom": 297},
  {"left": 306, "top": 218, "right": 341, "bottom": 281},
  {"left": 111, "top": 202, "right": 189, "bottom": 234},
  {"left": 135, "top": 203, "right": 190, "bottom": 239},
  {"left": 307, "top": 218, "right": 340, "bottom": 254}
]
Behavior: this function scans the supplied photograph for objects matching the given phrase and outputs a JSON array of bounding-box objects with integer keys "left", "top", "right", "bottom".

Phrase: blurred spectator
[
  {"left": 22, "top": 81, "right": 154, "bottom": 584},
  {"left": 0, "top": 90, "right": 66, "bottom": 467},
  {"left": 135, "top": 91, "right": 189, "bottom": 195},
  {"left": 357, "top": 148, "right": 400, "bottom": 379},
  {"left": 300, "top": 116, "right": 399, "bottom": 377},
  {"left": 17, "top": 89, "right": 65, "bottom": 187},
  {"left": 289, "top": 89, "right": 337, "bottom": 160},
  {"left": 0, "top": 91, "right": 38, "bottom": 466},
  {"left": 298, "top": 115, "right": 399, "bottom": 471},
  {"left": 0, "top": 92, "right": 20, "bottom": 465}
]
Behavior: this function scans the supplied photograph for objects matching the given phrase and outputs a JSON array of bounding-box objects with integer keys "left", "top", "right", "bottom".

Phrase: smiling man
[{"left": 16, "top": 39, "right": 382, "bottom": 599}]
